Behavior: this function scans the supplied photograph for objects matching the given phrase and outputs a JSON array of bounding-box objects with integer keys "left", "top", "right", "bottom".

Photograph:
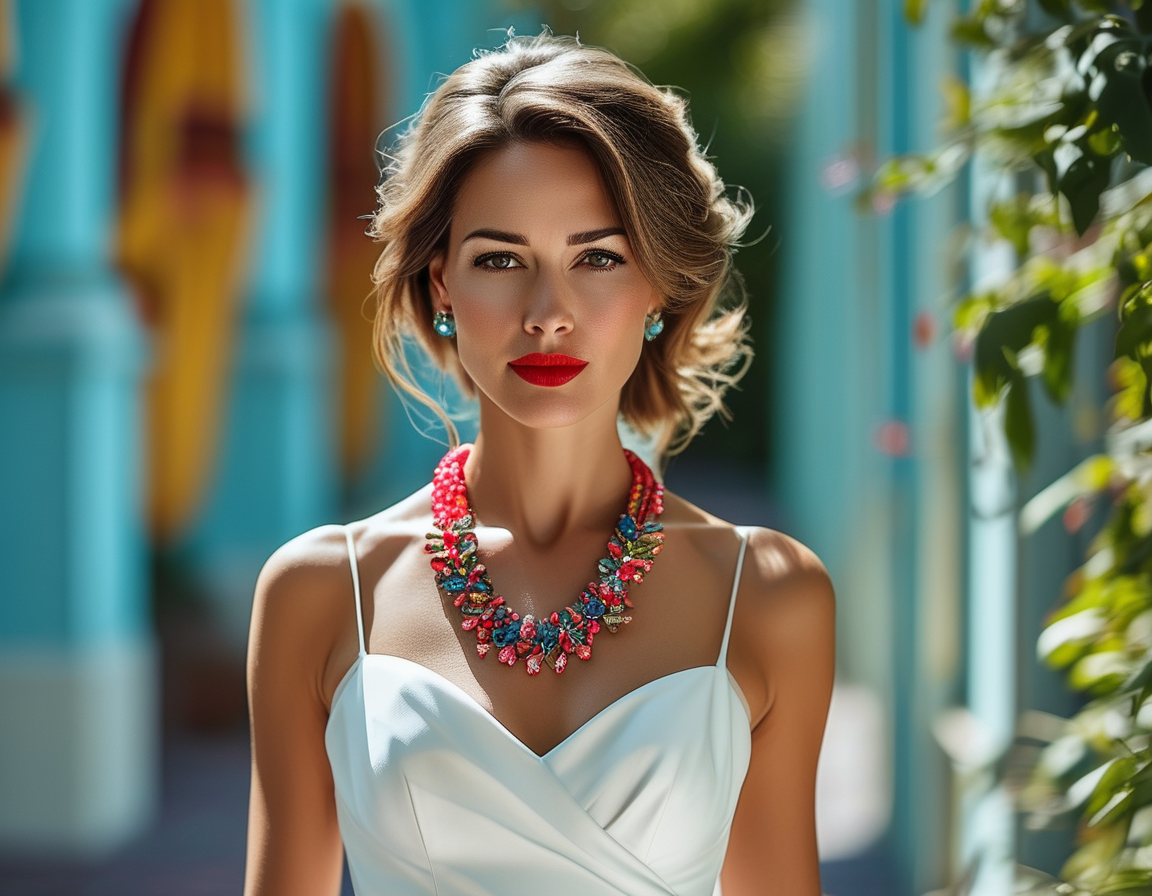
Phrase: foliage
[{"left": 880, "top": 1, "right": 1152, "bottom": 890}]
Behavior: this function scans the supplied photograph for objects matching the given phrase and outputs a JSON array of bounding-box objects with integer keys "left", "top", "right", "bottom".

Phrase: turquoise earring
[
  {"left": 433, "top": 310, "right": 456, "bottom": 338},
  {"left": 644, "top": 311, "right": 664, "bottom": 342}
]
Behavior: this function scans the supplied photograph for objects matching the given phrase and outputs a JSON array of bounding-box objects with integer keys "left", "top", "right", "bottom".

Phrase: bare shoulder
[
  {"left": 737, "top": 526, "right": 836, "bottom": 726},
  {"left": 255, "top": 524, "right": 352, "bottom": 601},
  {"left": 252, "top": 483, "right": 434, "bottom": 622},
  {"left": 741, "top": 526, "right": 836, "bottom": 613},
  {"left": 248, "top": 524, "right": 358, "bottom": 702},
  {"left": 248, "top": 483, "right": 436, "bottom": 702}
]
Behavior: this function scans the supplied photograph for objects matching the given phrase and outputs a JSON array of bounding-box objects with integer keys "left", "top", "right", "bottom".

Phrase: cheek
[
  {"left": 447, "top": 278, "right": 519, "bottom": 348},
  {"left": 583, "top": 274, "right": 655, "bottom": 339},
  {"left": 582, "top": 294, "right": 646, "bottom": 350}
]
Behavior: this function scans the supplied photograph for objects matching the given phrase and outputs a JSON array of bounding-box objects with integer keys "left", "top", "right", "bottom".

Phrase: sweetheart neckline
[{"left": 325, "top": 652, "right": 752, "bottom": 761}]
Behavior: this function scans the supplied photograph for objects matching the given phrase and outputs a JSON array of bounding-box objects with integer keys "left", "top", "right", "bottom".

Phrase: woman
[{"left": 244, "top": 32, "right": 835, "bottom": 896}]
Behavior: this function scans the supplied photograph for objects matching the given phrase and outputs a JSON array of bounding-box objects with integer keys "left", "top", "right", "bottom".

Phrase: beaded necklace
[{"left": 424, "top": 444, "right": 666, "bottom": 675}]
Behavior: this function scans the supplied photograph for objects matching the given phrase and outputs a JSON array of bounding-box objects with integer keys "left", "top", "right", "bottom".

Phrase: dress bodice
[{"left": 324, "top": 525, "right": 753, "bottom": 896}]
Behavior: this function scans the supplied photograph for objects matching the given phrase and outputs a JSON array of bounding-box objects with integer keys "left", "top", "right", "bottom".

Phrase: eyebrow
[
  {"left": 461, "top": 228, "right": 528, "bottom": 245},
  {"left": 460, "top": 226, "right": 627, "bottom": 246},
  {"left": 567, "top": 227, "right": 626, "bottom": 245}
]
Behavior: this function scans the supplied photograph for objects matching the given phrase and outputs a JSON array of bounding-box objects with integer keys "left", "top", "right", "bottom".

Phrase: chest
[{"left": 349, "top": 527, "right": 742, "bottom": 756}]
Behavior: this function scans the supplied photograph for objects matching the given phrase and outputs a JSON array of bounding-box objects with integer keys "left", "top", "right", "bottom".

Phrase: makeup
[{"left": 508, "top": 353, "right": 589, "bottom": 387}]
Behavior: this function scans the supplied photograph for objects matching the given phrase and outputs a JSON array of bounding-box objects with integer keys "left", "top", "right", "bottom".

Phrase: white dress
[{"left": 325, "top": 525, "right": 753, "bottom": 896}]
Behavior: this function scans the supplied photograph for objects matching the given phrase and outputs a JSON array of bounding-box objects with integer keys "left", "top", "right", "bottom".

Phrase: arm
[
  {"left": 720, "top": 529, "right": 837, "bottom": 896},
  {"left": 243, "top": 526, "right": 349, "bottom": 896}
]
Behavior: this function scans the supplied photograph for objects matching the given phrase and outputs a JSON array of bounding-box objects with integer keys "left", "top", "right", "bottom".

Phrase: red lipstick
[{"left": 508, "top": 353, "right": 589, "bottom": 387}]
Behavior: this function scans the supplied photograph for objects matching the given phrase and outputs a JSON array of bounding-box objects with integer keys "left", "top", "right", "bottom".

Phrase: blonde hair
[{"left": 367, "top": 32, "right": 753, "bottom": 456}]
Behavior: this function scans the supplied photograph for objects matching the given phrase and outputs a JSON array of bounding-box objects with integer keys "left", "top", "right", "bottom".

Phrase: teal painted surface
[
  {"left": 3, "top": 0, "right": 134, "bottom": 280},
  {"left": 773, "top": 0, "right": 867, "bottom": 571},
  {"left": 877, "top": 5, "right": 955, "bottom": 892},
  {"left": 0, "top": 0, "right": 147, "bottom": 647},
  {"left": 777, "top": 1, "right": 962, "bottom": 891},
  {"left": 182, "top": 0, "right": 338, "bottom": 642},
  {"left": 244, "top": 0, "right": 332, "bottom": 316}
]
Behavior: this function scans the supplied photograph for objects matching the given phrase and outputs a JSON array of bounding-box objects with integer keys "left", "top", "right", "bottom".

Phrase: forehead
[{"left": 449, "top": 141, "right": 622, "bottom": 240}]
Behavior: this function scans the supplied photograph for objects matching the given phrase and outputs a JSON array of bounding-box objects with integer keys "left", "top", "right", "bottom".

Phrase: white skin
[{"left": 243, "top": 138, "right": 835, "bottom": 896}]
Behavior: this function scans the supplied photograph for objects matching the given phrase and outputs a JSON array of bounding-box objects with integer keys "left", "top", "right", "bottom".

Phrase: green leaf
[
  {"left": 990, "top": 195, "right": 1041, "bottom": 256},
  {"left": 1035, "top": 147, "right": 1059, "bottom": 195},
  {"left": 1036, "top": 0, "right": 1073, "bottom": 17},
  {"left": 1087, "top": 124, "right": 1123, "bottom": 157},
  {"left": 949, "top": 17, "right": 995, "bottom": 49},
  {"left": 1091, "top": 40, "right": 1152, "bottom": 165},
  {"left": 1087, "top": 787, "right": 1134, "bottom": 828},
  {"left": 903, "top": 0, "right": 929, "bottom": 26},
  {"left": 1086, "top": 754, "right": 1140, "bottom": 817},
  {"left": 972, "top": 297, "right": 1058, "bottom": 407},
  {"left": 1070, "top": 650, "right": 1131, "bottom": 695},
  {"left": 1056, "top": 142, "right": 1112, "bottom": 235},
  {"left": 1098, "top": 870, "right": 1152, "bottom": 894},
  {"left": 1062, "top": 823, "right": 1126, "bottom": 883},
  {"left": 1038, "top": 607, "right": 1107, "bottom": 667},
  {"left": 1042, "top": 318, "right": 1076, "bottom": 403},
  {"left": 1110, "top": 356, "right": 1149, "bottom": 420},
  {"left": 1005, "top": 371, "right": 1036, "bottom": 472},
  {"left": 939, "top": 75, "right": 970, "bottom": 131},
  {"left": 1114, "top": 301, "right": 1152, "bottom": 360},
  {"left": 1124, "top": 655, "right": 1152, "bottom": 703}
]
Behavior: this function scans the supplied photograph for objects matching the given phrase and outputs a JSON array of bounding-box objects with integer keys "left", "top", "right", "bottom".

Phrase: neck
[{"left": 462, "top": 397, "right": 634, "bottom": 549}]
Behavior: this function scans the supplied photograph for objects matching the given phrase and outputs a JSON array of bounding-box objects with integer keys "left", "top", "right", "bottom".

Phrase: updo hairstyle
[{"left": 367, "top": 31, "right": 754, "bottom": 456}]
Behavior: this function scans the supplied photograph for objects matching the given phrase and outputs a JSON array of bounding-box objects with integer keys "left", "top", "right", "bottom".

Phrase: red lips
[{"left": 508, "top": 353, "right": 588, "bottom": 387}]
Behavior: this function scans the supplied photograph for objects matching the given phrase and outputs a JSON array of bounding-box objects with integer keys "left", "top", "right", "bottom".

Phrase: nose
[{"left": 522, "top": 268, "right": 575, "bottom": 336}]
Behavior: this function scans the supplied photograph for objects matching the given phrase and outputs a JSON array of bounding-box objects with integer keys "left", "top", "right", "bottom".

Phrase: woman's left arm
[{"left": 720, "top": 529, "right": 837, "bottom": 896}]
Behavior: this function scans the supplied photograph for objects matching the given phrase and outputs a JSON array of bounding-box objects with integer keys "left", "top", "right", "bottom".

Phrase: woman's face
[{"left": 428, "top": 140, "right": 661, "bottom": 432}]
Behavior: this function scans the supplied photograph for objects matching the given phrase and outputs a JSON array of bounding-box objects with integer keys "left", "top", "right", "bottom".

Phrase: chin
[
  {"left": 473, "top": 376, "right": 623, "bottom": 434},
  {"left": 490, "top": 395, "right": 604, "bottom": 431}
]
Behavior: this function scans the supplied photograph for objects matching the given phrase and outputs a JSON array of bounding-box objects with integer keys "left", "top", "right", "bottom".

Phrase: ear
[{"left": 428, "top": 250, "right": 451, "bottom": 313}]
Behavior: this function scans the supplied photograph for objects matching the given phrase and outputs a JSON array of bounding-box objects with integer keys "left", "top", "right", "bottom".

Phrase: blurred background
[{"left": 0, "top": 0, "right": 1110, "bottom": 894}]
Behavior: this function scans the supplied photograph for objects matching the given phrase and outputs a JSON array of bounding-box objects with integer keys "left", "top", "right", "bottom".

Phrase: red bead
[{"left": 427, "top": 442, "right": 664, "bottom": 680}]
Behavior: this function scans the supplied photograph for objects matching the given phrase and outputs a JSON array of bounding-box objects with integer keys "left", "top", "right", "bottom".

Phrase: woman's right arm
[{"left": 243, "top": 526, "right": 350, "bottom": 896}]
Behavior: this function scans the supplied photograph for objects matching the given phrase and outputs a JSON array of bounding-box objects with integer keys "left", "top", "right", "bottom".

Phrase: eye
[
  {"left": 581, "top": 249, "right": 625, "bottom": 271},
  {"left": 473, "top": 252, "right": 523, "bottom": 271}
]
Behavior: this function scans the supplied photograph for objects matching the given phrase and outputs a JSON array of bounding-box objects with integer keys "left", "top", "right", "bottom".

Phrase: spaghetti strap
[
  {"left": 344, "top": 525, "right": 367, "bottom": 657},
  {"left": 716, "top": 526, "right": 750, "bottom": 667}
]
